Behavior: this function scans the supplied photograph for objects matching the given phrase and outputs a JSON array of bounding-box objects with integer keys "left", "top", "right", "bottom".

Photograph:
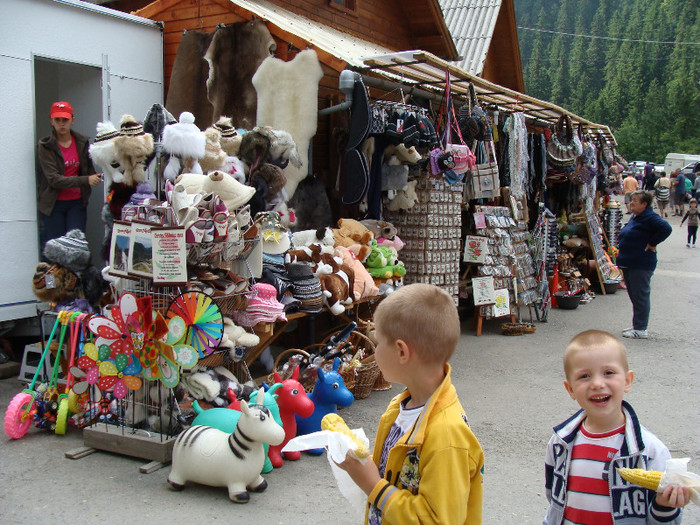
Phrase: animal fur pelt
[
  {"left": 204, "top": 20, "right": 276, "bottom": 129},
  {"left": 165, "top": 29, "right": 214, "bottom": 127},
  {"left": 287, "top": 174, "right": 332, "bottom": 232},
  {"left": 253, "top": 49, "right": 323, "bottom": 198}
]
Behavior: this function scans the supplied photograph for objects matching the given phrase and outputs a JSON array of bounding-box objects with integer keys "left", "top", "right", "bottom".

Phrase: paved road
[{"left": 1, "top": 212, "right": 698, "bottom": 524}]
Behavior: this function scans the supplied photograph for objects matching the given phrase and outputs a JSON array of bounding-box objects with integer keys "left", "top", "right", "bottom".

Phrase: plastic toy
[
  {"left": 55, "top": 312, "right": 88, "bottom": 434},
  {"left": 267, "top": 366, "right": 315, "bottom": 467},
  {"left": 295, "top": 358, "right": 354, "bottom": 454},
  {"left": 168, "top": 388, "right": 285, "bottom": 503},
  {"left": 191, "top": 384, "right": 282, "bottom": 474},
  {"left": 4, "top": 311, "right": 70, "bottom": 439}
]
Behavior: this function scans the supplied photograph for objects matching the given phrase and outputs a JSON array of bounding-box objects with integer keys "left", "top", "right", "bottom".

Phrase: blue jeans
[
  {"left": 621, "top": 267, "right": 653, "bottom": 330},
  {"left": 39, "top": 199, "right": 86, "bottom": 250}
]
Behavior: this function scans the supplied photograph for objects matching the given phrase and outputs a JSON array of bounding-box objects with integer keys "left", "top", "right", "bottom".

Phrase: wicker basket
[
  {"left": 321, "top": 329, "right": 376, "bottom": 361},
  {"left": 352, "top": 357, "right": 381, "bottom": 400},
  {"left": 372, "top": 370, "right": 392, "bottom": 391},
  {"left": 501, "top": 322, "right": 537, "bottom": 336},
  {"left": 269, "top": 348, "right": 314, "bottom": 392}
]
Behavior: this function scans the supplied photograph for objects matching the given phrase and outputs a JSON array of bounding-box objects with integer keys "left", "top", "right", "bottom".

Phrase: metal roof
[
  {"left": 227, "top": 0, "right": 616, "bottom": 144},
  {"left": 439, "top": 0, "right": 502, "bottom": 76}
]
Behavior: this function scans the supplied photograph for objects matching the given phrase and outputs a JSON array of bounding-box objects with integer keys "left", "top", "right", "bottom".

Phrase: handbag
[
  {"left": 457, "top": 83, "right": 492, "bottom": 142},
  {"left": 547, "top": 115, "right": 582, "bottom": 169},
  {"left": 445, "top": 89, "right": 476, "bottom": 175},
  {"left": 471, "top": 140, "right": 500, "bottom": 199}
]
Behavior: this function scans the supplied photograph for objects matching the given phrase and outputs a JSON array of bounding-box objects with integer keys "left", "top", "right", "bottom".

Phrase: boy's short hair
[
  {"left": 373, "top": 283, "right": 460, "bottom": 364},
  {"left": 564, "top": 330, "right": 629, "bottom": 379}
]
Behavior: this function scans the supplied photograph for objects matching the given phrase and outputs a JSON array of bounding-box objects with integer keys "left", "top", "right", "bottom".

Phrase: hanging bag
[
  {"left": 458, "top": 83, "right": 492, "bottom": 143},
  {"left": 471, "top": 140, "right": 500, "bottom": 199},
  {"left": 443, "top": 73, "right": 476, "bottom": 175},
  {"left": 546, "top": 115, "right": 582, "bottom": 169}
]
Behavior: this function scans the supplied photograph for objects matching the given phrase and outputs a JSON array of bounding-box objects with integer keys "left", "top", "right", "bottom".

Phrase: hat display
[
  {"left": 231, "top": 283, "right": 287, "bottom": 326},
  {"left": 255, "top": 211, "right": 291, "bottom": 255},
  {"left": 287, "top": 262, "right": 323, "bottom": 313},
  {"left": 50, "top": 101, "right": 73, "bottom": 119},
  {"left": 43, "top": 229, "right": 91, "bottom": 274}
]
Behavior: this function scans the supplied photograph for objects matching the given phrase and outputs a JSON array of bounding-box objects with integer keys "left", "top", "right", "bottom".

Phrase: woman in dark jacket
[
  {"left": 37, "top": 101, "right": 101, "bottom": 247},
  {"left": 616, "top": 190, "right": 672, "bottom": 339}
]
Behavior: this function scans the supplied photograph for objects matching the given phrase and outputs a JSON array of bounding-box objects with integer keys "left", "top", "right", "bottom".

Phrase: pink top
[{"left": 57, "top": 139, "right": 81, "bottom": 201}]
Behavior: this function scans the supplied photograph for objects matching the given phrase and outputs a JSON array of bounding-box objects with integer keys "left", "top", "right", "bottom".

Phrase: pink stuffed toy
[{"left": 334, "top": 246, "right": 378, "bottom": 300}]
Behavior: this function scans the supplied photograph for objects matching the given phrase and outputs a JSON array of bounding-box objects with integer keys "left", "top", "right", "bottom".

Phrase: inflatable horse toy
[
  {"left": 168, "top": 388, "right": 284, "bottom": 503},
  {"left": 191, "top": 384, "right": 282, "bottom": 473},
  {"left": 267, "top": 365, "right": 315, "bottom": 467},
  {"left": 295, "top": 358, "right": 354, "bottom": 455}
]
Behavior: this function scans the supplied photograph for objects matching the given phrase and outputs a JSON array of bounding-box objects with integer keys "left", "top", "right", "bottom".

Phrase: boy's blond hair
[
  {"left": 564, "top": 329, "right": 629, "bottom": 378},
  {"left": 373, "top": 283, "right": 460, "bottom": 364}
]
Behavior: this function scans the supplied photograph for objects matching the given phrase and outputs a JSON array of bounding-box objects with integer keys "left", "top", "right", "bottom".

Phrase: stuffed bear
[
  {"left": 309, "top": 253, "right": 355, "bottom": 315},
  {"left": 334, "top": 246, "right": 378, "bottom": 300},
  {"left": 331, "top": 218, "right": 373, "bottom": 248},
  {"left": 386, "top": 179, "right": 419, "bottom": 211},
  {"left": 199, "top": 127, "right": 228, "bottom": 174}
]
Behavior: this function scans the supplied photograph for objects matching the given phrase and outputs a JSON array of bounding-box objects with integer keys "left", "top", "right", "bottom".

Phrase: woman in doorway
[
  {"left": 37, "top": 101, "right": 101, "bottom": 248},
  {"left": 617, "top": 190, "right": 672, "bottom": 339}
]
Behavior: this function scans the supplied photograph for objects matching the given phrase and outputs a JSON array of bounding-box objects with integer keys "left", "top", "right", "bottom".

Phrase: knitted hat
[
  {"left": 255, "top": 211, "right": 291, "bottom": 255},
  {"left": 119, "top": 114, "right": 146, "bottom": 136},
  {"left": 128, "top": 181, "right": 157, "bottom": 205},
  {"left": 93, "top": 121, "right": 120, "bottom": 143},
  {"left": 214, "top": 117, "right": 242, "bottom": 157},
  {"left": 213, "top": 117, "right": 238, "bottom": 139},
  {"left": 287, "top": 262, "right": 323, "bottom": 313},
  {"left": 43, "top": 229, "right": 91, "bottom": 273}
]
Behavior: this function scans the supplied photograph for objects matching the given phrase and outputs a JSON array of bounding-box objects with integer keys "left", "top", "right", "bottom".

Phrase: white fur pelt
[{"left": 252, "top": 49, "right": 323, "bottom": 198}]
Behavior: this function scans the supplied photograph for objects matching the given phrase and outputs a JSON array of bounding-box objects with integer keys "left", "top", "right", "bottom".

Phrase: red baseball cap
[{"left": 50, "top": 101, "right": 73, "bottom": 119}]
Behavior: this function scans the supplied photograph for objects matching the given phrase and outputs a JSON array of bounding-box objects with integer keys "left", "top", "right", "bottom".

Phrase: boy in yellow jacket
[{"left": 338, "top": 283, "right": 484, "bottom": 524}]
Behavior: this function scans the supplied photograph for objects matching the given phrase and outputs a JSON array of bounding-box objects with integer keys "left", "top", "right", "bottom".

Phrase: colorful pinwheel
[
  {"left": 97, "top": 352, "right": 143, "bottom": 399},
  {"left": 75, "top": 342, "right": 110, "bottom": 392},
  {"left": 88, "top": 293, "right": 141, "bottom": 358},
  {"left": 166, "top": 292, "right": 224, "bottom": 357}
]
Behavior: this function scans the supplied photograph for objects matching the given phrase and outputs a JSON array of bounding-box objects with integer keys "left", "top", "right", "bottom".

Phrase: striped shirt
[{"left": 563, "top": 423, "right": 625, "bottom": 525}]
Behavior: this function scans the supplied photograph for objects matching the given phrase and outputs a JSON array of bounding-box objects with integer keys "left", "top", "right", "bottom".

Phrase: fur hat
[
  {"left": 143, "top": 103, "right": 176, "bottom": 142},
  {"left": 213, "top": 117, "right": 242, "bottom": 156},
  {"left": 43, "top": 229, "right": 91, "bottom": 273},
  {"left": 113, "top": 114, "right": 154, "bottom": 186},
  {"left": 252, "top": 163, "right": 287, "bottom": 198},
  {"left": 199, "top": 127, "right": 228, "bottom": 173},
  {"left": 268, "top": 128, "right": 303, "bottom": 168},
  {"left": 238, "top": 128, "right": 270, "bottom": 167},
  {"left": 162, "top": 112, "right": 206, "bottom": 159},
  {"left": 89, "top": 121, "right": 123, "bottom": 184}
]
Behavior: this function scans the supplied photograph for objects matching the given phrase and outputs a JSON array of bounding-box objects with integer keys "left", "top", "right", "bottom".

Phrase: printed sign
[
  {"left": 152, "top": 227, "right": 188, "bottom": 285},
  {"left": 493, "top": 288, "right": 511, "bottom": 317},
  {"left": 128, "top": 221, "right": 154, "bottom": 279},
  {"left": 463, "top": 235, "right": 488, "bottom": 263},
  {"left": 472, "top": 276, "right": 496, "bottom": 306}
]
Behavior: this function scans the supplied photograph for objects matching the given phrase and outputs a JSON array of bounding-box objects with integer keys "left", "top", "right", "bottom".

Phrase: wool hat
[
  {"left": 162, "top": 112, "right": 206, "bottom": 158},
  {"left": 119, "top": 114, "right": 146, "bottom": 136},
  {"left": 255, "top": 211, "right": 291, "bottom": 255},
  {"left": 213, "top": 117, "right": 238, "bottom": 139},
  {"left": 128, "top": 181, "right": 157, "bottom": 205},
  {"left": 213, "top": 117, "right": 242, "bottom": 157},
  {"left": 89, "top": 121, "right": 124, "bottom": 184},
  {"left": 287, "top": 262, "right": 323, "bottom": 313},
  {"left": 43, "top": 229, "right": 91, "bottom": 273},
  {"left": 93, "top": 121, "right": 120, "bottom": 143}
]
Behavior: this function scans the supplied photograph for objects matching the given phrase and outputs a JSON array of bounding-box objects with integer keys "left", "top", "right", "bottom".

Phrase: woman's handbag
[
  {"left": 546, "top": 115, "right": 582, "bottom": 169},
  {"left": 471, "top": 140, "right": 500, "bottom": 199},
  {"left": 445, "top": 96, "right": 476, "bottom": 175},
  {"left": 457, "top": 83, "right": 492, "bottom": 142}
]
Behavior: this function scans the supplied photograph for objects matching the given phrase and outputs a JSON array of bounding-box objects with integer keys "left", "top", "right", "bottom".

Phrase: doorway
[{"left": 34, "top": 57, "right": 105, "bottom": 267}]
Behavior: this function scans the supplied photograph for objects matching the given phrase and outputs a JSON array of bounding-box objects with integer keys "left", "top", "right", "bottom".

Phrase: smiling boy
[{"left": 543, "top": 330, "right": 689, "bottom": 525}]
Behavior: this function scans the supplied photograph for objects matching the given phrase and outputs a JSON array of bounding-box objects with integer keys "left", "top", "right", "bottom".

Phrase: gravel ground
[{"left": 1, "top": 213, "right": 698, "bottom": 524}]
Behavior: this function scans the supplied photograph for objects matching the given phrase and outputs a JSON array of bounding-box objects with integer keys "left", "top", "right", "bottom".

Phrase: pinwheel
[
  {"left": 74, "top": 342, "right": 110, "bottom": 392},
  {"left": 97, "top": 352, "right": 143, "bottom": 399},
  {"left": 166, "top": 291, "right": 224, "bottom": 357},
  {"left": 139, "top": 314, "right": 199, "bottom": 388},
  {"left": 87, "top": 293, "right": 141, "bottom": 358}
]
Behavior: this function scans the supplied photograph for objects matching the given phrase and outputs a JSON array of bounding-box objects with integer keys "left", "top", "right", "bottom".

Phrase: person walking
[
  {"left": 672, "top": 169, "right": 687, "bottom": 216},
  {"left": 643, "top": 163, "right": 657, "bottom": 191},
  {"left": 617, "top": 190, "right": 672, "bottom": 339},
  {"left": 680, "top": 198, "right": 698, "bottom": 248},
  {"left": 622, "top": 172, "right": 639, "bottom": 214},
  {"left": 653, "top": 172, "right": 671, "bottom": 218},
  {"left": 37, "top": 101, "right": 101, "bottom": 249}
]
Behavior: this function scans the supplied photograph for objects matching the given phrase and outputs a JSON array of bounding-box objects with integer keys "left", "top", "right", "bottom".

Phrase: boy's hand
[
  {"left": 336, "top": 451, "right": 381, "bottom": 496},
  {"left": 655, "top": 485, "right": 691, "bottom": 508}
]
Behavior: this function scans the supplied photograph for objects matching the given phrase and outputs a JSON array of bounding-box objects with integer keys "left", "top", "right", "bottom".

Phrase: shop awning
[{"left": 225, "top": 0, "right": 616, "bottom": 145}]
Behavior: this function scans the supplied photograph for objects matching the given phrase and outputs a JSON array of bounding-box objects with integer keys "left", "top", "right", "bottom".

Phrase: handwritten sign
[
  {"left": 463, "top": 235, "right": 488, "bottom": 263},
  {"left": 472, "top": 276, "right": 496, "bottom": 305},
  {"left": 493, "top": 288, "right": 511, "bottom": 317},
  {"left": 152, "top": 227, "right": 187, "bottom": 285}
]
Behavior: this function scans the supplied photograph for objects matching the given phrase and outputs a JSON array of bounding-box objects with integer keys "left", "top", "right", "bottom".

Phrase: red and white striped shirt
[{"left": 563, "top": 422, "right": 625, "bottom": 525}]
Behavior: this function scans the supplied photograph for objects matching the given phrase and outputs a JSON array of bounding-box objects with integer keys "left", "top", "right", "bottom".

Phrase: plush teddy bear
[
  {"left": 360, "top": 219, "right": 397, "bottom": 242},
  {"left": 199, "top": 127, "right": 228, "bottom": 174},
  {"left": 334, "top": 246, "right": 378, "bottom": 300},
  {"left": 309, "top": 253, "right": 355, "bottom": 315},
  {"left": 331, "top": 218, "right": 373, "bottom": 247},
  {"left": 386, "top": 179, "right": 419, "bottom": 211}
]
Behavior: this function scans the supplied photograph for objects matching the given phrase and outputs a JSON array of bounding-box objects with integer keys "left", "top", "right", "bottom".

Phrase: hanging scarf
[{"left": 506, "top": 112, "right": 529, "bottom": 199}]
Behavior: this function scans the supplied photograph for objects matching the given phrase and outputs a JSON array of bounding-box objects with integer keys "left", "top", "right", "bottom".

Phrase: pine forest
[{"left": 514, "top": 0, "right": 700, "bottom": 164}]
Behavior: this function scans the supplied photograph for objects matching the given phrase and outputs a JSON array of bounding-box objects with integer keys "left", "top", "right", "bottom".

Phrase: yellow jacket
[{"left": 365, "top": 365, "right": 484, "bottom": 524}]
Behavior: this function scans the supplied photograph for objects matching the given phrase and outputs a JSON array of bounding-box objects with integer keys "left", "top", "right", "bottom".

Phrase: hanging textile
[{"left": 506, "top": 112, "right": 529, "bottom": 199}]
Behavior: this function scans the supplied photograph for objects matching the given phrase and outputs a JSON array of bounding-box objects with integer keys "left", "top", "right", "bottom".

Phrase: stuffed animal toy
[
  {"left": 291, "top": 227, "right": 334, "bottom": 253},
  {"left": 386, "top": 179, "right": 419, "bottom": 211},
  {"left": 162, "top": 111, "right": 206, "bottom": 181},
  {"left": 89, "top": 121, "right": 123, "bottom": 185},
  {"left": 331, "top": 218, "right": 374, "bottom": 249},
  {"left": 360, "top": 219, "right": 397, "bottom": 242},
  {"left": 199, "top": 127, "right": 228, "bottom": 174},
  {"left": 308, "top": 254, "right": 355, "bottom": 315},
  {"left": 285, "top": 243, "right": 323, "bottom": 266},
  {"left": 334, "top": 246, "right": 377, "bottom": 300},
  {"left": 113, "top": 114, "right": 154, "bottom": 186},
  {"left": 32, "top": 262, "right": 80, "bottom": 306},
  {"left": 366, "top": 244, "right": 406, "bottom": 281},
  {"left": 180, "top": 366, "right": 254, "bottom": 408},
  {"left": 377, "top": 235, "right": 405, "bottom": 253}
]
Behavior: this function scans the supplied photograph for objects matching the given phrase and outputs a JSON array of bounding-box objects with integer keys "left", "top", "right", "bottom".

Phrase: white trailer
[
  {"left": 664, "top": 153, "right": 700, "bottom": 176},
  {"left": 0, "top": 0, "right": 163, "bottom": 327}
]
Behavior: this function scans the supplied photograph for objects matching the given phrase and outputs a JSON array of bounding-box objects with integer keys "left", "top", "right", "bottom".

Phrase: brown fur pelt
[
  {"left": 165, "top": 30, "right": 214, "bottom": 127},
  {"left": 204, "top": 20, "right": 276, "bottom": 129}
]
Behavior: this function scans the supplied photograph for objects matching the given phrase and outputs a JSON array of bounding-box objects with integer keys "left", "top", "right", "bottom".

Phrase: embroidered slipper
[{"left": 213, "top": 211, "right": 229, "bottom": 242}]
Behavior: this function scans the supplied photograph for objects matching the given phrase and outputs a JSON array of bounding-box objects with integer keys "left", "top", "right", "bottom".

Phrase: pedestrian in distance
[
  {"left": 622, "top": 173, "right": 639, "bottom": 214},
  {"left": 653, "top": 172, "right": 671, "bottom": 218},
  {"left": 543, "top": 330, "right": 690, "bottom": 525},
  {"left": 337, "top": 283, "right": 484, "bottom": 525},
  {"left": 680, "top": 198, "right": 698, "bottom": 248},
  {"left": 37, "top": 101, "right": 102, "bottom": 250},
  {"left": 643, "top": 162, "right": 657, "bottom": 191},
  {"left": 672, "top": 169, "right": 686, "bottom": 216},
  {"left": 616, "top": 190, "right": 671, "bottom": 339}
]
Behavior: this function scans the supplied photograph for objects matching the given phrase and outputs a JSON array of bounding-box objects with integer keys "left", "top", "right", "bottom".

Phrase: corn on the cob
[
  {"left": 321, "top": 413, "right": 369, "bottom": 458},
  {"left": 616, "top": 467, "right": 663, "bottom": 490}
]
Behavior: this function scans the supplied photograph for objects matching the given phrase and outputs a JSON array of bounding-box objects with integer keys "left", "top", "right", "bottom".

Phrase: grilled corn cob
[
  {"left": 321, "top": 413, "right": 369, "bottom": 458},
  {"left": 616, "top": 467, "right": 663, "bottom": 490}
]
